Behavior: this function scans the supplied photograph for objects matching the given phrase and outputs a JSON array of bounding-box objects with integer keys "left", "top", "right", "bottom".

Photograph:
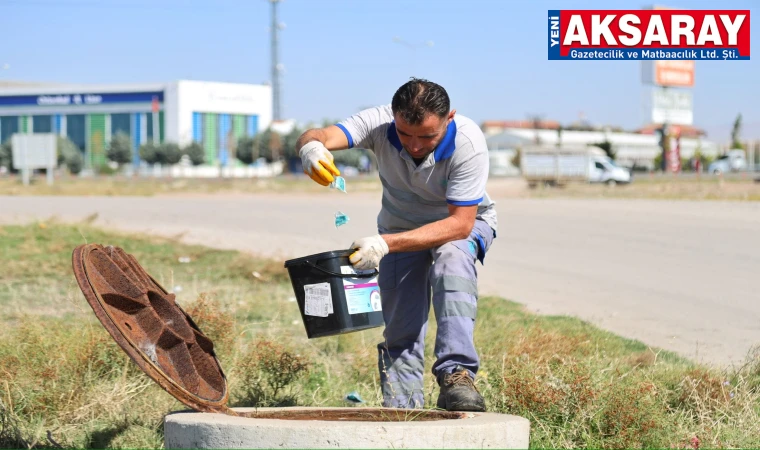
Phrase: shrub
[
  {"left": 107, "top": 132, "right": 133, "bottom": 166},
  {"left": 232, "top": 340, "right": 310, "bottom": 407},
  {"left": 183, "top": 142, "right": 205, "bottom": 166}
]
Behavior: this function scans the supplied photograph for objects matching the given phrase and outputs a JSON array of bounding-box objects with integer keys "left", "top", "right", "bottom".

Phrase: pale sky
[{"left": 1, "top": 0, "right": 758, "bottom": 142}]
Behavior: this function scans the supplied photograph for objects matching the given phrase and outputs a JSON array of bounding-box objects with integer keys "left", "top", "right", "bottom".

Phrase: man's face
[{"left": 394, "top": 110, "right": 455, "bottom": 159}]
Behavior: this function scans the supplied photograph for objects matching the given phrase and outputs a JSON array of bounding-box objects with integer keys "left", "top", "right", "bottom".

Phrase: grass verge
[
  {"left": 1, "top": 222, "right": 759, "bottom": 448},
  {"left": 523, "top": 175, "right": 760, "bottom": 202},
  {"left": 2, "top": 173, "right": 760, "bottom": 202},
  {"left": 0, "top": 174, "right": 382, "bottom": 197}
]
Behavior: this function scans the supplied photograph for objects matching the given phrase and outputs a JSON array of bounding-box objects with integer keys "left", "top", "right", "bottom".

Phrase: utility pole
[{"left": 270, "top": 0, "right": 283, "bottom": 121}]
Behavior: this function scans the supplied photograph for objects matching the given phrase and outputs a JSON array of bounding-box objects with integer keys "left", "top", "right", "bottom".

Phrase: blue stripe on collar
[
  {"left": 386, "top": 120, "right": 458, "bottom": 161},
  {"left": 386, "top": 122, "right": 403, "bottom": 151},
  {"left": 434, "top": 120, "right": 457, "bottom": 161}
]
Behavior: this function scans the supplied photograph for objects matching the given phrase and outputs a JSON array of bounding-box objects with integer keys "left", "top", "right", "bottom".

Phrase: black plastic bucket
[{"left": 284, "top": 250, "right": 384, "bottom": 339}]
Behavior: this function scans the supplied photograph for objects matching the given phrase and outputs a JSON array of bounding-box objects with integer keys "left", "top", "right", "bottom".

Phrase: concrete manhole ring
[{"left": 165, "top": 407, "right": 530, "bottom": 449}]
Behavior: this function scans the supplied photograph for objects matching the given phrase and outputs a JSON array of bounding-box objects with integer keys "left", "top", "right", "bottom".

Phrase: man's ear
[{"left": 447, "top": 109, "right": 457, "bottom": 124}]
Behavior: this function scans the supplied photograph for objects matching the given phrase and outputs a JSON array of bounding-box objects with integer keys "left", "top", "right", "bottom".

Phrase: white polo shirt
[{"left": 336, "top": 104, "right": 497, "bottom": 235}]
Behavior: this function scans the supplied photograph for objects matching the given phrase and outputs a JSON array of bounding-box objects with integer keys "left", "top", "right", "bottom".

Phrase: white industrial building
[
  {"left": 0, "top": 80, "right": 272, "bottom": 171},
  {"left": 486, "top": 127, "right": 722, "bottom": 173}
]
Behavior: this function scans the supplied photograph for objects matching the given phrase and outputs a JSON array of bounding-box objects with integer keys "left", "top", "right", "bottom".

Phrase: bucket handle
[{"left": 305, "top": 261, "right": 379, "bottom": 279}]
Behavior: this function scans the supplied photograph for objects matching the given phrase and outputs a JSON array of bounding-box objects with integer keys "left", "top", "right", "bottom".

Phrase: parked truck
[{"left": 520, "top": 145, "right": 632, "bottom": 187}]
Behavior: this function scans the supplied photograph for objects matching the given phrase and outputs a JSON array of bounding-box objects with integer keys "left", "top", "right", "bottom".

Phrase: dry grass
[
  {"left": 474, "top": 300, "right": 760, "bottom": 448},
  {"left": 1, "top": 223, "right": 759, "bottom": 448},
  {"left": 0, "top": 174, "right": 382, "bottom": 197},
  {"left": 512, "top": 175, "right": 760, "bottom": 202},
  {"left": 2, "top": 172, "right": 760, "bottom": 203}
]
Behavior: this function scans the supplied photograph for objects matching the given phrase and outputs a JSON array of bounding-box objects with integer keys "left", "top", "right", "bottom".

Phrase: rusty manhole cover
[{"left": 72, "top": 244, "right": 229, "bottom": 414}]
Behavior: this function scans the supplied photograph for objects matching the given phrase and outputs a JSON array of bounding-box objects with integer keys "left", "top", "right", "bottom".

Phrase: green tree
[
  {"left": 183, "top": 142, "right": 205, "bottom": 166},
  {"left": 139, "top": 142, "right": 159, "bottom": 165},
  {"left": 56, "top": 137, "right": 84, "bottom": 175},
  {"left": 282, "top": 127, "right": 303, "bottom": 160},
  {"left": 0, "top": 141, "right": 11, "bottom": 172},
  {"left": 256, "top": 129, "right": 283, "bottom": 162},
  {"left": 268, "top": 131, "right": 282, "bottom": 162},
  {"left": 333, "top": 148, "right": 368, "bottom": 168},
  {"left": 592, "top": 140, "right": 616, "bottom": 160},
  {"left": 731, "top": 113, "right": 744, "bottom": 149},
  {"left": 511, "top": 148, "right": 522, "bottom": 169},
  {"left": 106, "top": 132, "right": 133, "bottom": 167},
  {"left": 236, "top": 136, "right": 260, "bottom": 165},
  {"left": 160, "top": 143, "right": 182, "bottom": 165}
]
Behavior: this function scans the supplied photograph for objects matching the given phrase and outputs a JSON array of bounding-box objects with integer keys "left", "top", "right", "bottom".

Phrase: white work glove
[
  {"left": 299, "top": 141, "right": 340, "bottom": 186},
  {"left": 349, "top": 235, "right": 389, "bottom": 270}
]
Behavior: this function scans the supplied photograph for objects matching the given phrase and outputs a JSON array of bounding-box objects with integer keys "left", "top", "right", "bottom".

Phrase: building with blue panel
[{"left": 0, "top": 80, "right": 272, "bottom": 169}]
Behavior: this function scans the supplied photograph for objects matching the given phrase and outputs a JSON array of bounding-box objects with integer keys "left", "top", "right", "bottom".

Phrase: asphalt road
[{"left": 2, "top": 192, "right": 758, "bottom": 367}]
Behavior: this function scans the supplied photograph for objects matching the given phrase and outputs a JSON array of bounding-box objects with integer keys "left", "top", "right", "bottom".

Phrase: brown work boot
[{"left": 436, "top": 365, "right": 486, "bottom": 412}]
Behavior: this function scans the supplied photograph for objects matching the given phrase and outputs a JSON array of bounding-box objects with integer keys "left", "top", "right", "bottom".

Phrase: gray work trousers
[{"left": 376, "top": 219, "right": 495, "bottom": 408}]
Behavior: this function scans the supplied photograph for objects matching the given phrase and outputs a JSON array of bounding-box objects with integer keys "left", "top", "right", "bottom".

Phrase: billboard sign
[
  {"left": 651, "top": 88, "right": 693, "bottom": 125},
  {"left": 642, "top": 60, "right": 695, "bottom": 87}
]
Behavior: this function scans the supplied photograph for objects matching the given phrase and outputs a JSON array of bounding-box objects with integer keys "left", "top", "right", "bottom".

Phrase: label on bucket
[
  {"left": 340, "top": 266, "right": 382, "bottom": 315},
  {"left": 303, "top": 282, "right": 333, "bottom": 317}
]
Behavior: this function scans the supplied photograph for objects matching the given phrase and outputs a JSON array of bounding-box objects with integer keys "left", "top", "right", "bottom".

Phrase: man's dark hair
[{"left": 391, "top": 78, "right": 450, "bottom": 125}]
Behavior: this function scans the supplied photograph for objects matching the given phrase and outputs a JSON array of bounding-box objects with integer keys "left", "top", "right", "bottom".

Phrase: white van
[
  {"left": 520, "top": 146, "right": 631, "bottom": 187},
  {"left": 588, "top": 155, "right": 632, "bottom": 185}
]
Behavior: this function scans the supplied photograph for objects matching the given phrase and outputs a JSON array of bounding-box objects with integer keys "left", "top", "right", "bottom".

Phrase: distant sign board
[
  {"left": 11, "top": 133, "right": 58, "bottom": 186},
  {"left": 0, "top": 91, "right": 164, "bottom": 107},
  {"left": 651, "top": 88, "right": 693, "bottom": 125},
  {"left": 11, "top": 134, "right": 57, "bottom": 170},
  {"left": 640, "top": 5, "right": 697, "bottom": 87},
  {"left": 642, "top": 60, "right": 695, "bottom": 87}
]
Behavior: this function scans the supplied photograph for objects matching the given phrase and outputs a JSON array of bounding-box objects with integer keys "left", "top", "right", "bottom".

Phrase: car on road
[{"left": 708, "top": 149, "right": 748, "bottom": 174}]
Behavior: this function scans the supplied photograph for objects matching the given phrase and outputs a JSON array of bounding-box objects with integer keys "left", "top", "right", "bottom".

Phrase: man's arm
[
  {"left": 295, "top": 125, "right": 350, "bottom": 186},
  {"left": 383, "top": 204, "right": 477, "bottom": 253},
  {"left": 296, "top": 125, "right": 351, "bottom": 152},
  {"left": 348, "top": 205, "right": 477, "bottom": 270}
]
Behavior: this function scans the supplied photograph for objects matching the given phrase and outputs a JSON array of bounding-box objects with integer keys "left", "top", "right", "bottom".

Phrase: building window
[
  {"left": 146, "top": 113, "right": 154, "bottom": 142},
  {"left": 32, "top": 115, "right": 53, "bottom": 133},
  {"left": 111, "top": 113, "right": 131, "bottom": 138},
  {"left": 146, "top": 112, "right": 165, "bottom": 144},
  {"left": 66, "top": 114, "right": 86, "bottom": 151},
  {"left": 0, "top": 116, "right": 19, "bottom": 144},
  {"left": 192, "top": 112, "right": 203, "bottom": 143}
]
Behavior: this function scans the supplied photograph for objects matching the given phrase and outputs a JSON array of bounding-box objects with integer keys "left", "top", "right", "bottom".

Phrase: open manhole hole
[
  {"left": 71, "top": 244, "right": 467, "bottom": 422},
  {"left": 238, "top": 408, "right": 465, "bottom": 421}
]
